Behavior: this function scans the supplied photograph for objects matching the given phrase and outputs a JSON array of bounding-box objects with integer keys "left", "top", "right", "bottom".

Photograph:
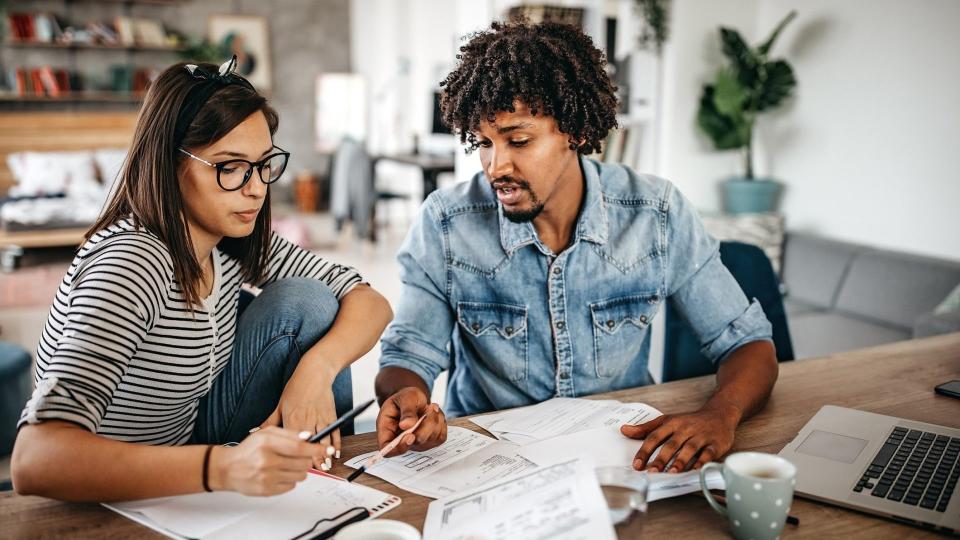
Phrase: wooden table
[{"left": 3, "top": 333, "right": 959, "bottom": 539}]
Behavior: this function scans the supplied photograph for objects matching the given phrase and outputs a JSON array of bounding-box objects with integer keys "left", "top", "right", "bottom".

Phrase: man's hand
[
  {"left": 621, "top": 403, "right": 741, "bottom": 473},
  {"left": 376, "top": 387, "right": 447, "bottom": 457}
]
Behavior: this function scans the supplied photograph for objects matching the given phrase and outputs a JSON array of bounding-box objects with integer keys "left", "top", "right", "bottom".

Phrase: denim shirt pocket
[
  {"left": 457, "top": 301, "right": 528, "bottom": 382},
  {"left": 590, "top": 293, "right": 661, "bottom": 378}
]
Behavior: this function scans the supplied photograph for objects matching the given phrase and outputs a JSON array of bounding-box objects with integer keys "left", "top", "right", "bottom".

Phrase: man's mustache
[{"left": 491, "top": 177, "right": 531, "bottom": 190}]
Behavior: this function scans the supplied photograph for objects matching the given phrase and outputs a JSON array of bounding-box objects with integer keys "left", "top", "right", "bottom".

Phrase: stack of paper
[
  {"left": 422, "top": 457, "right": 616, "bottom": 540},
  {"left": 349, "top": 398, "right": 725, "bottom": 502}
]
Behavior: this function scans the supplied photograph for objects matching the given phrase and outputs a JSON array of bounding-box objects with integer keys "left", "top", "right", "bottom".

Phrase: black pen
[{"left": 307, "top": 399, "right": 375, "bottom": 444}]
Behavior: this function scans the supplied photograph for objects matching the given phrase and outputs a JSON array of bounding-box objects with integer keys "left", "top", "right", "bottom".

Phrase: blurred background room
[{"left": 1, "top": 0, "right": 958, "bottom": 485}]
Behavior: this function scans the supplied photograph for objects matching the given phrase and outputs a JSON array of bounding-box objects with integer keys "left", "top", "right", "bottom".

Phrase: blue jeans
[{"left": 191, "top": 278, "right": 354, "bottom": 445}]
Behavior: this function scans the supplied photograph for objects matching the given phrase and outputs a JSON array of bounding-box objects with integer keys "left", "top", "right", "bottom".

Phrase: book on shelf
[
  {"left": 621, "top": 124, "right": 643, "bottom": 171},
  {"left": 113, "top": 16, "right": 135, "bottom": 46},
  {"left": 86, "top": 21, "right": 121, "bottom": 46},
  {"left": 132, "top": 19, "right": 167, "bottom": 47},
  {"left": 600, "top": 124, "right": 644, "bottom": 171},
  {"left": 29, "top": 70, "right": 45, "bottom": 96},
  {"left": 7, "top": 66, "right": 78, "bottom": 97},
  {"left": 7, "top": 13, "right": 35, "bottom": 41},
  {"left": 38, "top": 66, "right": 61, "bottom": 97},
  {"left": 7, "top": 12, "right": 64, "bottom": 42}
]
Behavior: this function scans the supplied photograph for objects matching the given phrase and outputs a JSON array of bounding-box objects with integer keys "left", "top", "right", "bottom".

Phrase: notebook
[{"left": 104, "top": 470, "right": 401, "bottom": 540}]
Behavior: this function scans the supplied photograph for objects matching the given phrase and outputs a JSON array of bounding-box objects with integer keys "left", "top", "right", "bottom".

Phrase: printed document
[
  {"left": 518, "top": 426, "right": 725, "bottom": 500},
  {"left": 423, "top": 457, "right": 615, "bottom": 540},
  {"left": 344, "top": 427, "right": 537, "bottom": 498},
  {"left": 471, "top": 397, "right": 661, "bottom": 442}
]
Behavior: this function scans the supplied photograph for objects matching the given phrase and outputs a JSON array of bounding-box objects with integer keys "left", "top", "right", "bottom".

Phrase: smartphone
[{"left": 934, "top": 380, "right": 960, "bottom": 400}]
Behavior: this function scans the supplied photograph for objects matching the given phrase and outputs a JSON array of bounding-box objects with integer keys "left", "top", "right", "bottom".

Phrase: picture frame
[{"left": 207, "top": 15, "right": 272, "bottom": 92}]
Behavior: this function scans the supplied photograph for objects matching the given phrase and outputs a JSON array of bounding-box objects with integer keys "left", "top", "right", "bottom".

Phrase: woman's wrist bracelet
[{"left": 202, "top": 445, "right": 214, "bottom": 492}]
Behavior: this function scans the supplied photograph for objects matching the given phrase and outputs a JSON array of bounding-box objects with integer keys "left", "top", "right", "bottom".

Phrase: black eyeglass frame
[{"left": 178, "top": 145, "right": 291, "bottom": 191}]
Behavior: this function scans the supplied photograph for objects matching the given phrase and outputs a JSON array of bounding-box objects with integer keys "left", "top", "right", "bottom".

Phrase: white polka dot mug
[{"left": 699, "top": 452, "right": 797, "bottom": 540}]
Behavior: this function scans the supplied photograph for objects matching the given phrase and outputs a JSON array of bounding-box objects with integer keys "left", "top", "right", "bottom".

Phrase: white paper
[
  {"left": 517, "top": 426, "right": 725, "bottom": 501},
  {"left": 345, "top": 427, "right": 537, "bottom": 498},
  {"left": 518, "top": 427, "right": 639, "bottom": 469},
  {"left": 423, "top": 457, "right": 616, "bottom": 540},
  {"left": 646, "top": 469, "right": 725, "bottom": 502},
  {"left": 472, "top": 398, "right": 661, "bottom": 442},
  {"left": 104, "top": 471, "right": 399, "bottom": 540}
]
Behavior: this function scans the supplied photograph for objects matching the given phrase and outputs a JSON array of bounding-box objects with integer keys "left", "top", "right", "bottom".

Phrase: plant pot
[{"left": 722, "top": 178, "right": 782, "bottom": 214}]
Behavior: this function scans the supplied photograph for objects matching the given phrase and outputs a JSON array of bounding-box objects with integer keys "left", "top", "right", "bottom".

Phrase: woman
[{"left": 11, "top": 58, "right": 392, "bottom": 501}]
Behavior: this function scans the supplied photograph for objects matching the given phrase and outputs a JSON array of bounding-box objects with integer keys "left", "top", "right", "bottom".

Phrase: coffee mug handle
[{"left": 700, "top": 462, "right": 727, "bottom": 517}]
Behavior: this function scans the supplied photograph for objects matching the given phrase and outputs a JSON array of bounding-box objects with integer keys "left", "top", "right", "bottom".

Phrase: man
[{"left": 375, "top": 20, "right": 778, "bottom": 473}]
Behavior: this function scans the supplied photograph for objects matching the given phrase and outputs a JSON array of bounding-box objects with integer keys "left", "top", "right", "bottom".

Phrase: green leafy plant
[
  {"left": 633, "top": 0, "right": 670, "bottom": 53},
  {"left": 697, "top": 11, "right": 797, "bottom": 179},
  {"left": 177, "top": 37, "right": 223, "bottom": 64}
]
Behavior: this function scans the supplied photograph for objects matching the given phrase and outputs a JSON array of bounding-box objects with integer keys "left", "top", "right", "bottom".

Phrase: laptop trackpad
[{"left": 796, "top": 430, "right": 869, "bottom": 464}]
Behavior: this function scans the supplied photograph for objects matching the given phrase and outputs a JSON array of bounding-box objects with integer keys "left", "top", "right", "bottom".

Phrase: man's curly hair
[{"left": 440, "top": 20, "right": 619, "bottom": 155}]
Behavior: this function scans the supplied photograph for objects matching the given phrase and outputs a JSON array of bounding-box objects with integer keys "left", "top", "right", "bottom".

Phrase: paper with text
[
  {"left": 472, "top": 398, "right": 661, "bottom": 442},
  {"left": 344, "top": 427, "right": 537, "bottom": 499},
  {"left": 422, "top": 457, "right": 615, "bottom": 540}
]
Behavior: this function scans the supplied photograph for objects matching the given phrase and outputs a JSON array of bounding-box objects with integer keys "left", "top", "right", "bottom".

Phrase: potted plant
[{"left": 697, "top": 11, "right": 797, "bottom": 214}]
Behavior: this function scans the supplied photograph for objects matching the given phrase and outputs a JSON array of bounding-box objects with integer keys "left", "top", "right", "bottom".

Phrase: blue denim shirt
[{"left": 380, "top": 157, "right": 772, "bottom": 417}]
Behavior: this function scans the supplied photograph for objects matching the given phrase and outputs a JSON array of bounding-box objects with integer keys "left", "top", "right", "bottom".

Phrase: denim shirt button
[
  {"left": 505, "top": 326, "right": 514, "bottom": 335},
  {"left": 556, "top": 321, "right": 565, "bottom": 331},
  {"left": 640, "top": 315, "right": 648, "bottom": 324},
  {"left": 552, "top": 266, "right": 562, "bottom": 275},
  {"left": 606, "top": 319, "right": 615, "bottom": 329},
  {"left": 471, "top": 322, "right": 480, "bottom": 331},
  {"left": 559, "top": 371, "right": 570, "bottom": 379}
]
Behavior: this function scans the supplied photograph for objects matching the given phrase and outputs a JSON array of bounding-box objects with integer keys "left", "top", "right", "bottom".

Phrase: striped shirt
[{"left": 18, "top": 219, "right": 363, "bottom": 445}]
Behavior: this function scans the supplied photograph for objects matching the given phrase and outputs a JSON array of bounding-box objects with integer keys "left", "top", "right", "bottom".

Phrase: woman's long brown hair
[{"left": 87, "top": 62, "right": 279, "bottom": 308}]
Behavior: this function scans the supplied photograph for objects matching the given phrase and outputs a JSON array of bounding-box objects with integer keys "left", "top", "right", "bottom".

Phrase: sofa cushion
[
  {"left": 788, "top": 312, "right": 910, "bottom": 359},
  {"left": 6, "top": 151, "right": 99, "bottom": 198},
  {"left": 782, "top": 233, "right": 863, "bottom": 309},
  {"left": 913, "top": 310, "right": 960, "bottom": 338},
  {"left": 834, "top": 250, "right": 960, "bottom": 329}
]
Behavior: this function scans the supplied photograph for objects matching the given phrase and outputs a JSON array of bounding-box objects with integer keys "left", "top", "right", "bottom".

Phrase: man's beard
[
  {"left": 503, "top": 203, "right": 545, "bottom": 222},
  {"left": 494, "top": 178, "right": 544, "bottom": 223}
]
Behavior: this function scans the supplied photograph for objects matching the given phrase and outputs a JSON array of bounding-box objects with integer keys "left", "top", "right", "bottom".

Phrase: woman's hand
[
  {"left": 259, "top": 360, "right": 339, "bottom": 470},
  {"left": 210, "top": 426, "right": 315, "bottom": 496}
]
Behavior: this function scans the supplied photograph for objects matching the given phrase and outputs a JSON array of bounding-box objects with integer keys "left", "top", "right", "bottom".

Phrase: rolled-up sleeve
[
  {"left": 19, "top": 245, "right": 161, "bottom": 432},
  {"left": 378, "top": 194, "right": 454, "bottom": 393},
  {"left": 257, "top": 233, "right": 364, "bottom": 300},
  {"left": 663, "top": 183, "right": 773, "bottom": 364}
]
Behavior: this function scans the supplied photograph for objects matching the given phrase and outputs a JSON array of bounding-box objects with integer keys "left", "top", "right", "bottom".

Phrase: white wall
[
  {"left": 657, "top": 0, "right": 759, "bottom": 207},
  {"left": 659, "top": 0, "right": 960, "bottom": 261},
  {"left": 757, "top": 0, "right": 960, "bottom": 260}
]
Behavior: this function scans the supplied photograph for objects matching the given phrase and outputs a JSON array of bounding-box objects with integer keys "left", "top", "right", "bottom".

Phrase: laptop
[{"left": 779, "top": 405, "right": 959, "bottom": 534}]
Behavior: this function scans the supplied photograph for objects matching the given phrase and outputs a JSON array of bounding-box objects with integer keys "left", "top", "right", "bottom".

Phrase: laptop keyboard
[{"left": 854, "top": 427, "right": 959, "bottom": 512}]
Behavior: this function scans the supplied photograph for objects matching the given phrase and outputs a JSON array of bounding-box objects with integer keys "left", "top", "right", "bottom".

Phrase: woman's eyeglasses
[{"left": 178, "top": 146, "right": 290, "bottom": 191}]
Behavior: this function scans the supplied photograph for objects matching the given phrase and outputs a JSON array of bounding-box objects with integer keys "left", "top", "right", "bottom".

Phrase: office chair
[{"left": 662, "top": 241, "right": 795, "bottom": 382}]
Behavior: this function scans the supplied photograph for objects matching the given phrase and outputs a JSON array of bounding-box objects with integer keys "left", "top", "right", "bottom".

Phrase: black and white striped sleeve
[
  {"left": 19, "top": 240, "right": 166, "bottom": 432},
  {"left": 257, "top": 233, "right": 364, "bottom": 300}
]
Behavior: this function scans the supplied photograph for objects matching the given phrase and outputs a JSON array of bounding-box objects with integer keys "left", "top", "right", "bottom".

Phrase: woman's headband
[{"left": 173, "top": 56, "right": 257, "bottom": 147}]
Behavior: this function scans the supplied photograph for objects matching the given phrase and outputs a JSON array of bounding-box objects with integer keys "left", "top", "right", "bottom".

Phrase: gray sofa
[{"left": 781, "top": 233, "right": 960, "bottom": 359}]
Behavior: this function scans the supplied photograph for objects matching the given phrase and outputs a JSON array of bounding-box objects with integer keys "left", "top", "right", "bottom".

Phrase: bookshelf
[
  {"left": 0, "top": 91, "right": 145, "bottom": 103},
  {"left": 1, "top": 1, "right": 192, "bottom": 107},
  {"left": 6, "top": 40, "right": 185, "bottom": 52}
]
